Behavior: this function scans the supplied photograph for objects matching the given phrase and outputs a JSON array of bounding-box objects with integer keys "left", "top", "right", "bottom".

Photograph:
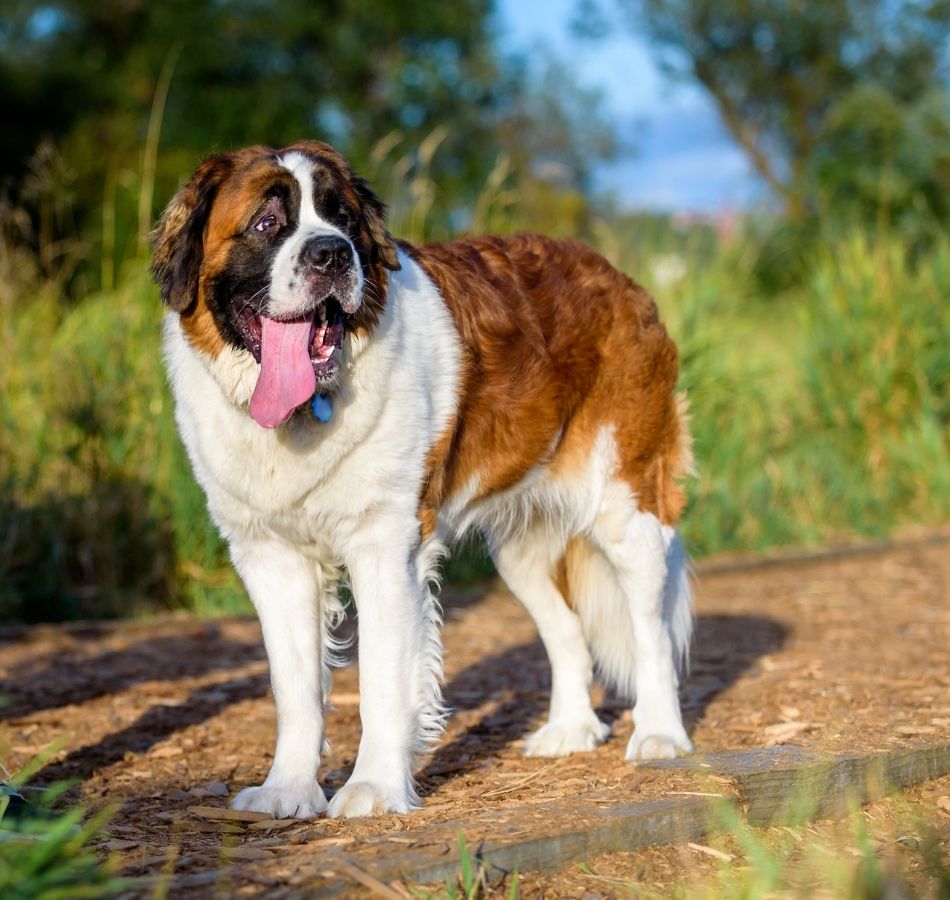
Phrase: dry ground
[{"left": 1, "top": 531, "right": 948, "bottom": 896}]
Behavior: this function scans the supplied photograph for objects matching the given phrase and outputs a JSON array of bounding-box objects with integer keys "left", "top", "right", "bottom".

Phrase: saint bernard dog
[{"left": 151, "top": 140, "right": 694, "bottom": 820}]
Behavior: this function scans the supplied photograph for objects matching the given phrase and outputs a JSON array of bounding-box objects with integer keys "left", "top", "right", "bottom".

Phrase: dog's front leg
[
  {"left": 230, "top": 540, "right": 328, "bottom": 818},
  {"left": 327, "top": 531, "right": 434, "bottom": 818}
]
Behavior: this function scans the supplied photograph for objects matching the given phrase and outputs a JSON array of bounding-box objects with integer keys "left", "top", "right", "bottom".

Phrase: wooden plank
[
  {"left": 389, "top": 796, "right": 714, "bottom": 886},
  {"left": 643, "top": 742, "right": 950, "bottom": 825},
  {"left": 297, "top": 795, "right": 716, "bottom": 897},
  {"left": 309, "top": 742, "right": 950, "bottom": 893},
  {"left": 169, "top": 742, "right": 950, "bottom": 896}
]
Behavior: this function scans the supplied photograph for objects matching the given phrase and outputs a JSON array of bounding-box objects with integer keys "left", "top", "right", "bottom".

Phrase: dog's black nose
[{"left": 302, "top": 235, "right": 353, "bottom": 273}]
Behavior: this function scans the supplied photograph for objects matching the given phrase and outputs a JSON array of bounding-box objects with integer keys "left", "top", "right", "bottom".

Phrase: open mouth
[{"left": 235, "top": 296, "right": 345, "bottom": 379}]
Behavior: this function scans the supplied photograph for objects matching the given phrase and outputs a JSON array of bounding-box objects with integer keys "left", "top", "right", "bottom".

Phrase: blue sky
[{"left": 495, "top": 0, "right": 763, "bottom": 211}]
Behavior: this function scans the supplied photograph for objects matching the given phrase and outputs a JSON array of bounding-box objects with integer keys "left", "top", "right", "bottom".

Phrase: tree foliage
[
  {"left": 1, "top": 0, "right": 506, "bottom": 177},
  {"left": 0, "top": 0, "right": 613, "bottom": 286},
  {"left": 614, "top": 0, "right": 950, "bottom": 225}
]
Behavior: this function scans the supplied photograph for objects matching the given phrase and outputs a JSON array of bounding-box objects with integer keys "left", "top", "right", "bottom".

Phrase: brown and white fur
[{"left": 151, "top": 140, "right": 694, "bottom": 819}]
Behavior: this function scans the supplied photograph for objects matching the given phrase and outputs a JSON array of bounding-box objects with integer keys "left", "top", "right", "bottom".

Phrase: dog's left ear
[{"left": 352, "top": 175, "right": 400, "bottom": 272}]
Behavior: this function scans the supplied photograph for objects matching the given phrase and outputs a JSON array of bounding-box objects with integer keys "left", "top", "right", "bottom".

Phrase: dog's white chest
[{"left": 162, "top": 254, "right": 462, "bottom": 552}]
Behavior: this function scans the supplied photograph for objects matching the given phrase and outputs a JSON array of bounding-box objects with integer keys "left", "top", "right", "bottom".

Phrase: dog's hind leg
[
  {"left": 491, "top": 526, "right": 610, "bottom": 756},
  {"left": 591, "top": 499, "right": 692, "bottom": 761}
]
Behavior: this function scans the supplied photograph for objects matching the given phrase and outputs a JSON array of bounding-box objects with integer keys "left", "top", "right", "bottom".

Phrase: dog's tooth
[{"left": 310, "top": 321, "right": 328, "bottom": 360}]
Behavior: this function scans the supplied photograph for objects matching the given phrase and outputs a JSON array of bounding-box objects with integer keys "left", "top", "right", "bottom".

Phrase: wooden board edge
[{"left": 336, "top": 743, "right": 950, "bottom": 892}]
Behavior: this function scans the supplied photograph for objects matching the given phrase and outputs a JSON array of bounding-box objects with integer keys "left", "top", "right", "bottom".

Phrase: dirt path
[{"left": 1, "top": 532, "right": 948, "bottom": 895}]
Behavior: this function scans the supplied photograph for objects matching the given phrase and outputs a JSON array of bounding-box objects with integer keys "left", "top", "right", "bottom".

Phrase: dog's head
[{"left": 151, "top": 141, "right": 400, "bottom": 427}]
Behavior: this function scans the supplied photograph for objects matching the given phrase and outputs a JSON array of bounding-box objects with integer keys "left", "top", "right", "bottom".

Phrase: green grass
[
  {"left": 0, "top": 802, "right": 123, "bottom": 900},
  {"left": 1, "top": 222, "right": 947, "bottom": 619},
  {"left": 0, "top": 272, "right": 246, "bottom": 620},
  {"left": 0, "top": 748, "right": 125, "bottom": 899},
  {"left": 408, "top": 833, "right": 520, "bottom": 899},
  {"left": 399, "top": 790, "right": 949, "bottom": 898},
  {"left": 651, "top": 792, "right": 950, "bottom": 900},
  {"left": 656, "top": 227, "right": 950, "bottom": 557}
]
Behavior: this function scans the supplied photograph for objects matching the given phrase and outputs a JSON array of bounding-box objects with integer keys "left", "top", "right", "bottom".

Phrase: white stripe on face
[
  {"left": 281, "top": 151, "right": 323, "bottom": 231},
  {"left": 266, "top": 152, "right": 362, "bottom": 319}
]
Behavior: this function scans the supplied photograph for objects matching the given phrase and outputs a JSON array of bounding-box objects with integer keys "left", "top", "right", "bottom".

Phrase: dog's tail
[{"left": 563, "top": 531, "right": 692, "bottom": 700}]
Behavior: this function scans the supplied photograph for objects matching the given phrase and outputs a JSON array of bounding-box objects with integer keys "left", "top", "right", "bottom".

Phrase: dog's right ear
[{"left": 150, "top": 154, "right": 233, "bottom": 312}]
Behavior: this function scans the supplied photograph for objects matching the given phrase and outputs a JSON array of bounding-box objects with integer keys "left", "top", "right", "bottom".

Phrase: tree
[
  {"left": 610, "top": 0, "right": 950, "bottom": 221},
  {"left": 0, "top": 0, "right": 615, "bottom": 287},
  {"left": 0, "top": 1, "right": 499, "bottom": 256}
]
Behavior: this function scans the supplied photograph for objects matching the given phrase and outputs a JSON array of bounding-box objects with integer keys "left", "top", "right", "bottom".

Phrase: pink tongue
[{"left": 249, "top": 317, "right": 316, "bottom": 428}]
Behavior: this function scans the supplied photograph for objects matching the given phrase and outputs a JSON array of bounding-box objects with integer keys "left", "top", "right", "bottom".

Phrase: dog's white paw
[
  {"left": 524, "top": 715, "right": 610, "bottom": 757},
  {"left": 625, "top": 730, "right": 693, "bottom": 762},
  {"left": 327, "top": 781, "right": 417, "bottom": 819},
  {"left": 231, "top": 781, "right": 327, "bottom": 819}
]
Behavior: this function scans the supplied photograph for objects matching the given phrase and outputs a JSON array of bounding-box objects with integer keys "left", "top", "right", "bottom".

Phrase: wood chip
[
  {"left": 762, "top": 721, "right": 812, "bottom": 745},
  {"left": 246, "top": 817, "right": 301, "bottom": 832},
  {"left": 688, "top": 842, "right": 734, "bottom": 862},
  {"left": 621, "top": 772, "right": 650, "bottom": 792},
  {"left": 895, "top": 725, "right": 937, "bottom": 735},
  {"left": 150, "top": 745, "right": 184, "bottom": 759},
  {"left": 184, "top": 821, "right": 244, "bottom": 835},
  {"left": 220, "top": 846, "right": 274, "bottom": 861},
  {"left": 480, "top": 764, "right": 556, "bottom": 797},
  {"left": 333, "top": 856, "right": 406, "bottom": 900},
  {"left": 243, "top": 837, "right": 286, "bottom": 849},
  {"left": 288, "top": 835, "right": 355, "bottom": 848},
  {"left": 101, "top": 839, "right": 138, "bottom": 851},
  {"left": 123, "top": 852, "right": 186, "bottom": 872},
  {"left": 188, "top": 805, "right": 273, "bottom": 824}
]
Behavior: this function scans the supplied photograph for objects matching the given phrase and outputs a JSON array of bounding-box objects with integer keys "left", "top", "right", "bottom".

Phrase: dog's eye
[
  {"left": 331, "top": 207, "right": 356, "bottom": 233},
  {"left": 254, "top": 215, "right": 279, "bottom": 233}
]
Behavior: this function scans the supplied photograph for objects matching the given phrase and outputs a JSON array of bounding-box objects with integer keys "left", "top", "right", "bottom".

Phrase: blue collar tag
[{"left": 311, "top": 393, "right": 333, "bottom": 423}]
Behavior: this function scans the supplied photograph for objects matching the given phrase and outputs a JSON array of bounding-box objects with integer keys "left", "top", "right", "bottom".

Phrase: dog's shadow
[
  {"left": 16, "top": 605, "right": 787, "bottom": 796},
  {"left": 417, "top": 611, "right": 788, "bottom": 795}
]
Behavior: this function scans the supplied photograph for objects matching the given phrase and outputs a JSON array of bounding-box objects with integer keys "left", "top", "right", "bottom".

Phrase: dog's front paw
[
  {"left": 524, "top": 715, "right": 610, "bottom": 757},
  {"left": 231, "top": 781, "right": 327, "bottom": 819},
  {"left": 625, "top": 730, "right": 693, "bottom": 762},
  {"left": 326, "top": 781, "right": 418, "bottom": 819}
]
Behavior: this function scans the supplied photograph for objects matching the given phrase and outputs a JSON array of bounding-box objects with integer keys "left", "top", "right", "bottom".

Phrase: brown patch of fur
[
  {"left": 179, "top": 301, "right": 225, "bottom": 358},
  {"left": 412, "top": 234, "right": 691, "bottom": 533},
  {"left": 552, "top": 550, "right": 573, "bottom": 609},
  {"left": 556, "top": 537, "right": 602, "bottom": 613},
  {"left": 418, "top": 426, "right": 457, "bottom": 542},
  {"left": 153, "top": 142, "right": 397, "bottom": 360}
]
